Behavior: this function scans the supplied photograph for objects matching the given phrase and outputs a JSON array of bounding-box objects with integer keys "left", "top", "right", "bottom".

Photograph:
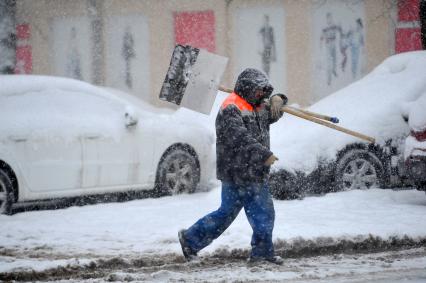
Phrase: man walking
[{"left": 178, "top": 68, "right": 287, "bottom": 264}]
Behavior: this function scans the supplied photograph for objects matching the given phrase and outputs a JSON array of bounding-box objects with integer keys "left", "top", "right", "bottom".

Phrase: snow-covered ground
[
  {"left": 1, "top": 186, "right": 426, "bottom": 281},
  {"left": 94, "top": 249, "right": 426, "bottom": 283}
]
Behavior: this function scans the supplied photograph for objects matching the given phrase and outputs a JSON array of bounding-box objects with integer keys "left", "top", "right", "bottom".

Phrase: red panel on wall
[
  {"left": 398, "top": 0, "right": 420, "bottom": 21},
  {"left": 174, "top": 10, "right": 215, "bottom": 52},
  {"left": 15, "top": 24, "right": 32, "bottom": 74},
  {"left": 395, "top": 28, "right": 422, "bottom": 53},
  {"left": 16, "top": 23, "right": 30, "bottom": 39}
]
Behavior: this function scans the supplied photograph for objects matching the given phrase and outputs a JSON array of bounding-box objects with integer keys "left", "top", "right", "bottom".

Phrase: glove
[
  {"left": 264, "top": 154, "right": 279, "bottom": 166},
  {"left": 270, "top": 93, "right": 288, "bottom": 120}
]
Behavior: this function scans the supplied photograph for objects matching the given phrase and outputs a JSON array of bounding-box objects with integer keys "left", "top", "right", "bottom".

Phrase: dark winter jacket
[{"left": 216, "top": 68, "right": 285, "bottom": 185}]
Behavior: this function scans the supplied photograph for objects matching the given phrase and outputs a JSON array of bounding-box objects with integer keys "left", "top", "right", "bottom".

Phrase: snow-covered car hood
[
  {"left": 404, "top": 91, "right": 426, "bottom": 133},
  {"left": 271, "top": 51, "right": 426, "bottom": 174}
]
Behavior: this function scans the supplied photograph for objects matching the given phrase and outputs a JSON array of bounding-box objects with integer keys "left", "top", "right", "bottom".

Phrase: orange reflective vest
[{"left": 221, "top": 92, "right": 254, "bottom": 112}]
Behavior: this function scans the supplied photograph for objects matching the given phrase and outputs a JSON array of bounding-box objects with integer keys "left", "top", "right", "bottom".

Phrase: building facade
[{"left": 9, "top": 0, "right": 421, "bottom": 107}]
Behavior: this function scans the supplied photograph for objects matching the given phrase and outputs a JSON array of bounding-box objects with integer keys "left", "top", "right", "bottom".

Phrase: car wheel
[
  {"left": 269, "top": 170, "right": 303, "bottom": 200},
  {"left": 156, "top": 148, "right": 200, "bottom": 196},
  {"left": 0, "top": 170, "right": 14, "bottom": 215},
  {"left": 413, "top": 181, "right": 426, "bottom": 192},
  {"left": 336, "top": 149, "right": 384, "bottom": 191}
]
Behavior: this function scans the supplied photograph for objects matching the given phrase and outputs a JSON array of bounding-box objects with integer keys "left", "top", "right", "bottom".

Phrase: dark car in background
[{"left": 269, "top": 51, "right": 426, "bottom": 199}]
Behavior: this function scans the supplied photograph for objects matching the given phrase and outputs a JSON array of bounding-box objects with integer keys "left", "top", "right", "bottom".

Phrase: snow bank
[{"left": 271, "top": 51, "right": 426, "bottom": 174}]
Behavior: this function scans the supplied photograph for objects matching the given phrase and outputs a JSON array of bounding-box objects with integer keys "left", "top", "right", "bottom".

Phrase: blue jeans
[{"left": 184, "top": 181, "right": 275, "bottom": 258}]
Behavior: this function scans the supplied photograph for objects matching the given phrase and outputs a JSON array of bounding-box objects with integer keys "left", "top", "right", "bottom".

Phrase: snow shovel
[
  {"left": 159, "top": 45, "right": 375, "bottom": 143},
  {"left": 159, "top": 45, "right": 229, "bottom": 114}
]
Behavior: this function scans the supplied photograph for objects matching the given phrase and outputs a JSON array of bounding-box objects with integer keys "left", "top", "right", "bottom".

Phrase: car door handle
[{"left": 9, "top": 135, "right": 27, "bottom": 142}]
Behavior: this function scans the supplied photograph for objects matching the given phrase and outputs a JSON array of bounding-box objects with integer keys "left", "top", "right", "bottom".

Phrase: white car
[
  {"left": 0, "top": 75, "right": 216, "bottom": 214},
  {"left": 269, "top": 51, "right": 426, "bottom": 199}
]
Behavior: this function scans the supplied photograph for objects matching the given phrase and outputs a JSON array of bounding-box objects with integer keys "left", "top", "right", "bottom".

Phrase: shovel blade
[
  {"left": 159, "top": 45, "right": 200, "bottom": 105},
  {"left": 159, "top": 45, "right": 228, "bottom": 114}
]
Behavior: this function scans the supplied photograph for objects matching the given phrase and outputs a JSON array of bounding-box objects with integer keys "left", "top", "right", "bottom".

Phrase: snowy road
[
  {"left": 1, "top": 187, "right": 426, "bottom": 282},
  {"left": 1, "top": 247, "right": 426, "bottom": 282},
  {"left": 104, "top": 248, "right": 426, "bottom": 283},
  {"left": 87, "top": 248, "right": 426, "bottom": 283}
]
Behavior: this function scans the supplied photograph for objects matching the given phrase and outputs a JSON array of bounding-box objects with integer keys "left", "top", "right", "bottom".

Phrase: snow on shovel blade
[
  {"left": 159, "top": 45, "right": 199, "bottom": 106},
  {"left": 159, "top": 44, "right": 228, "bottom": 115}
]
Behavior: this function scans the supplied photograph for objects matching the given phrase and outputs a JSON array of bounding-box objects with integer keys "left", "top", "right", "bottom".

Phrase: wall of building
[
  {"left": 0, "top": 0, "right": 17, "bottom": 74},
  {"left": 17, "top": 1, "right": 82, "bottom": 74},
  {"left": 15, "top": 0, "right": 399, "bottom": 108},
  {"left": 365, "top": 0, "right": 396, "bottom": 71}
]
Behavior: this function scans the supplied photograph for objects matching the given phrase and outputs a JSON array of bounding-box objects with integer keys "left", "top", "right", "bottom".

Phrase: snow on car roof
[
  {"left": 0, "top": 75, "right": 106, "bottom": 97},
  {"left": 0, "top": 75, "right": 128, "bottom": 142},
  {"left": 0, "top": 75, "right": 212, "bottom": 142},
  {"left": 271, "top": 51, "right": 426, "bottom": 174}
]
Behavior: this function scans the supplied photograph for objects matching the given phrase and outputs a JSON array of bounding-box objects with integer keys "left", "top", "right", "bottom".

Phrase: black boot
[{"left": 178, "top": 229, "right": 198, "bottom": 261}]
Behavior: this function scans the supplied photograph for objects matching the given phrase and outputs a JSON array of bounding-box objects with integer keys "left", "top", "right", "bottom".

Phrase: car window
[{"left": 0, "top": 89, "right": 126, "bottom": 141}]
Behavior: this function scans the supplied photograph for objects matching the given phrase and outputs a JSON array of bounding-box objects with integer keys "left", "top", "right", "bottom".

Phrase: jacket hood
[{"left": 234, "top": 68, "right": 273, "bottom": 106}]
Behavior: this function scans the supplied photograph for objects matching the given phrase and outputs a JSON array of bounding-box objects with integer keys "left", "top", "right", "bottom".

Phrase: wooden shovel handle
[
  {"left": 286, "top": 106, "right": 339, "bottom": 123},
  {"left": 219, "top": 86, "right": 338, "bottom": 123},
  {"left": 218, "top": 85, "right": 373, "bottom": 142},
  {"left": 282, "top": 106, "right": 375, "bottom": 143},
  {"left": 219, "top": 86, "right": 234, "bottom": 93}
]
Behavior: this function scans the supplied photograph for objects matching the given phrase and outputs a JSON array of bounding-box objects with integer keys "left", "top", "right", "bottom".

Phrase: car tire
[
  {"left": 0, "top": 169, "right": 14, "bottom": 215},
  {"left": 155, "top": 148, "right": 200, "bottom": 196},
  {"left": 269, "top": 170, "right": 303, "bottom": 200},
  {"left": 413, "top": 181, "right": 426, "bottom": 192},
  {"left": 335, "top": 148, "right": 384, "bottom": 191}
]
